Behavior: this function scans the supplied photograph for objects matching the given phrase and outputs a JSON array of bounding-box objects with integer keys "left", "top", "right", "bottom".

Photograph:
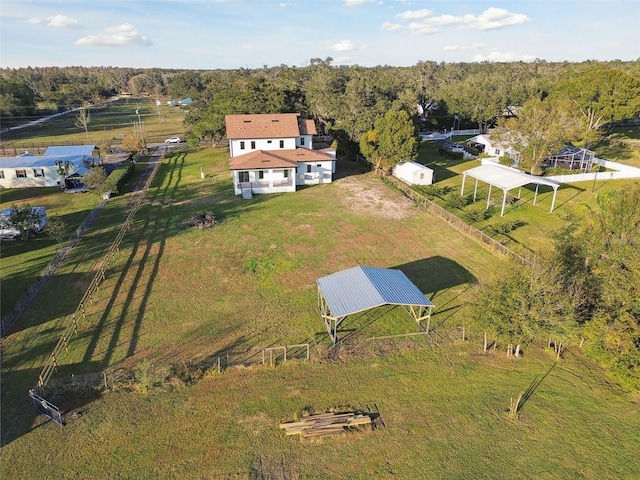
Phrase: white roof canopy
[{"left": 461, "top": 163, "right": 560, "bottom": 216}]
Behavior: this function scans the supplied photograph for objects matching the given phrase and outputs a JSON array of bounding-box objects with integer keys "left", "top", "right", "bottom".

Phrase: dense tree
[
  {"left": 475, "top": 255, "right": 577, "bottom": 357},
  {"left": 491, "top": 96, "right": 582, "bottom": 174},
  {"left": 0, "top": 78, "right": 36, "bottom": 127},
  {"left": 551, "top": 66, "right": 640, "bottom": 143},
  {"left": 5, "top": 204, "right": 42, "bottom": 240},
  {"left": 360, "top": 110, "right": 418, "bottom": 173},
  {"left": 81, "top": 166, "right": 110, "bottom": 195}
]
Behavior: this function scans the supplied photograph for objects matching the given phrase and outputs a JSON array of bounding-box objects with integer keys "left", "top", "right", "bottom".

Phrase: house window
[
  {"left": 258, "top": 170, "right": 264, "bottom": 180},
  {"left": 495, "top": 149, "right": 501, "bottom": 155},
  {"left": 284, "top": 170, "right": 289, "bottom": 178},
  {"left": 16, "top": 169, "right": 27, "bottom": 178},
  {"left": 316, "top": 164, "right": 321, "bottom": 168},
  {"left": 239, "top": 171, "right": 249, "bottom": 182},
  {"left": 420, "top": 173, "right": 424, "bottom": 179},
  {"left": 0, "top": 171, "right": 4, "bottom": 179},
  {"left": 34, "top": 168, "right": 45, "bottom": 177},
  {"left": 267, "top": 140, "right": 272, "bottom": 144},
  {"left": 306, "top": 165, "right": 312, "bottom": 173},
  {"left": 251, "top": 141, "right": 256, "bottom": 149},
  {"left": 300, "top": 137, "right": 305, "bottom": 146},
  {"left": 240, "top": 141, "right": 245, "bottom": 150},
  {"left": 279, "top": 140, "right": 284, "bottom": 148}
]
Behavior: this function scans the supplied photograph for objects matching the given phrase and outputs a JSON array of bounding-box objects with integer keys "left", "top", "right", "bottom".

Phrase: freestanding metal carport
[
  {"left": 461, "top": 163, "right": 560, "bottom": 216},
  {"left": 317, "top": 266, "right": 435, "bottom": 345}
]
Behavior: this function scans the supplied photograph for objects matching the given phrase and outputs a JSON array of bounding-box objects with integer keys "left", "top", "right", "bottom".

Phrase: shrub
[
  {"left": 445, "top": 193, "right": 467, "bottom": 210},
  {"left": 421, "top": 184, "right": 448, "bottom": 199},
  {"left": 498, "top": 156, "right": 515, "bottom": 166},
  {"left": 106, "top": 160, "right": 135, "bottom": 195},
  {"left": 490, "top": 219, "right": 517, "bottom": 235},
  {"left": 466, "top": 204, "right": 488, "bottom": 223}
]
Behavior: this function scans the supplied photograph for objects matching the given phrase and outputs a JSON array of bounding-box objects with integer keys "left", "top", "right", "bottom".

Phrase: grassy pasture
[
  {"left": 417, "top": 140, "right": 640, "bottom": 253},
  {"left": 2, "top": 147, "right": 639, "bottom": 477},
  {"left": 1, "top": 98, "right": 186, "bottom": 148}
]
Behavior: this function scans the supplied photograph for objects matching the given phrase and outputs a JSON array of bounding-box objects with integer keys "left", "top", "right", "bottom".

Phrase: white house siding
[
  {"left": 295, "top": 135, "right": 313, "bottom": 149},
  {"left": 232, "top": 168, "right": 296, "bottom": 195},
  {"left": 229, "top": 137, "right": 297, "bottom": 158},
  {"left": 296, "top": 161, "right": 334, "bottom": 186},
  {"left": 0, "top": 165, "right": 62, "bottom": 189}
]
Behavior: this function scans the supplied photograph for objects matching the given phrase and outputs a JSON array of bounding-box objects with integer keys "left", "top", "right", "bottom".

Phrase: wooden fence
[{"left": 36, "top": 150, "right": 164, "bottom": 396}]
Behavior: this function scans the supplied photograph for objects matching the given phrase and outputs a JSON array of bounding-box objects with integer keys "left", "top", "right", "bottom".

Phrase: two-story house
[{"left": 226, "top": 113, "right": 336, "bottom": 197}]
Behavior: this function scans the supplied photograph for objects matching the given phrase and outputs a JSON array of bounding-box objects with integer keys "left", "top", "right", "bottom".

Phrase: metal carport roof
[
  {"left": 316, "top": 266, "right": 434, "bottom": 345},
  {"left": 461, "top": 163, "right": 560, "bottom": 216}
]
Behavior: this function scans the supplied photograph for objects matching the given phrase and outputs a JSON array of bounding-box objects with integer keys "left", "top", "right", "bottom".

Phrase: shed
[
  {"left": 393, "top": 161, "right": 434, "bottom": 186},
  {"left": 317, "top": 266, "right": 434, "bottom": 345}
]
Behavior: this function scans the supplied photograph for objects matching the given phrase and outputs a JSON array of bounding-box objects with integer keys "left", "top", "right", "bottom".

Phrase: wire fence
[
  {"left": 36, "top": 149, "right": 164, "bottom": 396},
  {"left": 1, "top": 197, "right": 109, "bottom": 337},
  {"left": 382, "top": 174, "right": 530, "bottom": 265}
]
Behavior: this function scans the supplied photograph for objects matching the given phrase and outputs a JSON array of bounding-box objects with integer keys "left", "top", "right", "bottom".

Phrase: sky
[{"left": 0, "top": 0, "right": 638, "bottom": 70}]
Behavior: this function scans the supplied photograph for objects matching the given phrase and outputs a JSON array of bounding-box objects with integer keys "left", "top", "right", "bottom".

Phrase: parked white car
[{"left": 165, "top": 136, "right": 182, "bottom": 144}]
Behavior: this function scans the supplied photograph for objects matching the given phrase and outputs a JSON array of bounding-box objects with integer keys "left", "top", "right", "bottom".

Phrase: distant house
[
  {"left": 393, "top": 161, "right": 434, "bottom": 186},
  {"left": 467, "top": 135, "right": 596, "bottom": 172},
  {"left": 226, "top": 113, "right": 336, "bottom": 197},
  {"left": 466, "top": 134, "right": 521, "bottom": 162},
  {"left": 0, "top": 145, "right": 97, "bottom": 189}
]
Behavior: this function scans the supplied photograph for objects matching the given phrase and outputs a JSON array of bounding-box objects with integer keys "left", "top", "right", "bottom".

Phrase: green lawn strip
[
  {"left": 2, "top": 98, "right": 186, "bottom": 148},
  {"left": 1, "top": 345, "right": 638, "bottom": 478}
]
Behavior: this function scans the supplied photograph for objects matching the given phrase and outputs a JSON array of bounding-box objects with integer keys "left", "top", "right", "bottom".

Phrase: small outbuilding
[{"left": 392, "top": 161, "right": 434, "bottom": 186}]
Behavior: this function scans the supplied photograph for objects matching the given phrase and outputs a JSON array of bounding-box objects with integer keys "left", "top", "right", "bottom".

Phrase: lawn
[
  {"left": 0, "top": 97, "right": 187, "bottom": 150},
  {"left": 415, "top": 140, "right": 640, "bottom": 254},
  {"left": 2, "top": 145, "right": 638, "bottom": 478}
]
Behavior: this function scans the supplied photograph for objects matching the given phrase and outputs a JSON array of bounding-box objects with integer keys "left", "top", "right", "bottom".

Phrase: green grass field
[
  {"left": 2, "top": 140, "right": 639, "bottom": 477},
  {"left": 1, "top": 98, "right": 186, "bottom": 149}
]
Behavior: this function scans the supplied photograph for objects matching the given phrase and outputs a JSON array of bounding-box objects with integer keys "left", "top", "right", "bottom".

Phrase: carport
[
  {"left": 317, "top": 266, "right": 434, "bottom": 345},
  {"left": 461, "top": 163, "right": 560, "bottom": 216}
]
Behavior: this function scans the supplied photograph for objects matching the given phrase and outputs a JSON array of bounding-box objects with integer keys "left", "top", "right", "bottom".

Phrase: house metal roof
[
  {"left": 43, "top": 145, "right": 96, "bottom": 157},
  {"left": 0, "top": 155, "right": 87, "bottom": 169},
  {"left": 316, "top": 266, "right": 434, "bottom": 318}
]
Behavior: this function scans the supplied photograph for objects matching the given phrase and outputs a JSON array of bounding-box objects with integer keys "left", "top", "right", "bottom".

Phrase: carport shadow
[{"left": 393, "top": 256, "right": 477, "bottom": 300}]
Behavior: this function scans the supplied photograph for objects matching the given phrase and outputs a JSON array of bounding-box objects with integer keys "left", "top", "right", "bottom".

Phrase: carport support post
[
  {"left": 486, "top": 184, "right": 492, "bottom": 209},
  {"left": 460, "top": 173, "right": 467, "bottom": 196},
  {"left": 473, "top": 178, "right": 479, "bottom": 202},
  {"left": 533, "top": 184, "right": 539, "bottom": 205},
  {"left": 500, "top": 190, "right": 508, "bottom": 217},
  {"left": 550, "top": 187, "right": 558, "bottom": 212}
]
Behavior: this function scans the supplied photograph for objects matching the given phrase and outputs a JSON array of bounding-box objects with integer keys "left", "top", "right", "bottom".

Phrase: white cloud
[
  {"left": 387, "top": 7, "right": 530, "bottom": 37},
  {"left": 329, "top": 39, "right": 355, "bottom": 52},
  {"left": 344, "top": 0, "right": 374, "bottom": 6},
  {"left": 463, "top": 8, "right": 529, "bottom": 31},
  {"left": 75, "top": 24, "right": 152, "bottom": 47},
  {"left": 396, "top": 9, "right": 432, "bottom": 20},
  {"left": 408, "top": 22, "right": 438, "bottom": 35},
  {"left": 381, "top": 22, "right": 404, "bottom": 32},
  {"left": 473, "top": 51, "right": 537, "bottom": 62},
  {"left": 444, "top": 43, "right": 485, "bottom": 51},
  {"left": 47, "top": 14, "right": 84, "bottom": 30},
  {"left": 23, "top": 17, "right": 44, "bottom": 24}
]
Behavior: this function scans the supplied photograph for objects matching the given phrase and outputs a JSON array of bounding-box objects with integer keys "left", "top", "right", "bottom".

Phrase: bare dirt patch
[{"left": 335, "top": 175, "right": 415, "bottom": 220}]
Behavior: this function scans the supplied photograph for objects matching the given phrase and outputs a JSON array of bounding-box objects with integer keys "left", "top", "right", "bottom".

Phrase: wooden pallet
[{"left": 279, "top": 412, "right": 372, "bottom": 438}]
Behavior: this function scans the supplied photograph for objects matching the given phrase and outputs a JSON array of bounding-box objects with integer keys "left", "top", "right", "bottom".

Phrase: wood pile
[{"left": 279, "top": 412, "right": 372, "bottom": 438}]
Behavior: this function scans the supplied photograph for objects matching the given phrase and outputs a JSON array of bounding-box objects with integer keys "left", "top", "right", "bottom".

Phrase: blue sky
[{"left": 1, "top": 0, "right": 637, "bottom": 69}]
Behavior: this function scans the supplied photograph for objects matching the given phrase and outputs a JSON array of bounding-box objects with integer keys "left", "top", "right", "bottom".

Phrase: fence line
[
  {"left": 383, "top": 174, "right": 529, "bottom": 264},
  {"left": 1, "top": 197, "right": 109, "bottom": 337},
  {"left": 36, "top": 150, "right": 164, "bottom": 395}
]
